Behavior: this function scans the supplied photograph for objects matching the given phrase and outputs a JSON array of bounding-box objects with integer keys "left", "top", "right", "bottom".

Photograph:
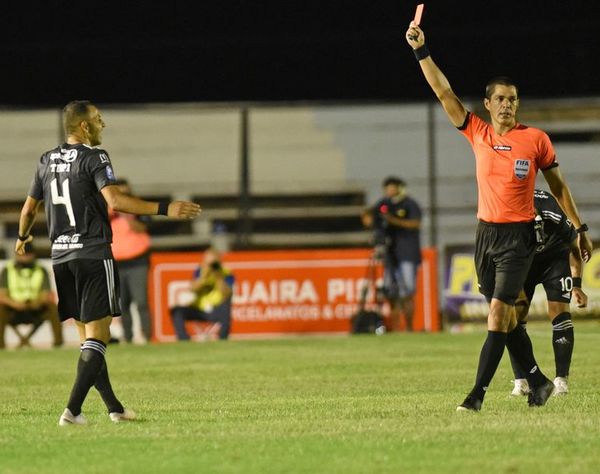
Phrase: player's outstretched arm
[
  {"left": 543, "top": 166, "right": 593, "bottom": 261},
  {"left": 405, "top": 22, "right": 467, "bottom": 127},
  {"left": 15, "top": 196, "right": 42, "bottom": 255},
  {"left": 101, "top": 185, "right": 202, "bottom": 219}
]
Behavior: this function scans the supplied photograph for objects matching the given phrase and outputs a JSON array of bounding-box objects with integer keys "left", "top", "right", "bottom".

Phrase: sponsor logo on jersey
[
  {"left": 493, "top": 144, "right": 512, "bottom": 151},
  {"left": 514, "top": 159, "right": 530, "bottom": 180},
  {"left": 60, "top": 149, "right": 79, "bottom": 162},
  {"left": 52, "top": 233, "right": 83, "bottom": 250},
  {"left": 105, "top": 165, "right": 116, "bottom": 181}
]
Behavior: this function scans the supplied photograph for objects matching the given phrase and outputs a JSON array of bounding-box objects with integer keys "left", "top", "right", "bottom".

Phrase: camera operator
[
  {"left": 170, "top": 248, "right": 234, "bottom": 340},
  {"left": 361, "top": 176, "right": 422, "bottom": 331}
]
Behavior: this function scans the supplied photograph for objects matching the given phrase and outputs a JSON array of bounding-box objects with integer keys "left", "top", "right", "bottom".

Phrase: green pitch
[{"left": 2, "top": 323, "right": 600, "bottom": 474}]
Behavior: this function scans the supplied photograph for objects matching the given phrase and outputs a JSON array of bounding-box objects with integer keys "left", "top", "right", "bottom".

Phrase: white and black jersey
[
  {"left": 28, "top": 143, "right": 119, "bottom": 263},
  {"left": 534, "top": 188, "right": 577, "bottom": 255}
]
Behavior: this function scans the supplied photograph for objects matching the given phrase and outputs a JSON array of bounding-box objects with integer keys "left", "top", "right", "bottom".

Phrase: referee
[
  {"left": 405, "top": 22, "right": 593, "bottom": 411},
  {"left": 15, "top": 100, "right": 201, "bottom": 425}
]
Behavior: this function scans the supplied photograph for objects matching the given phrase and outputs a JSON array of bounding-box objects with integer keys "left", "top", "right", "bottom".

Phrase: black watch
[{"left": 576, "top": 223, "right": 589, "bottom": 234}]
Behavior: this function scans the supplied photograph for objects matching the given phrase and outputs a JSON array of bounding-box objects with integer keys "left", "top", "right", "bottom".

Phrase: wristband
[
  {"left": 576, "top": 223, "right": 588, "bottom": 234},
  {"left": 572, "top": 277, "right": 582, "bottom": 289},
  {"left": 18, "top": 234, "right": 29, "bottom": 242},
  {"left": 157, "top": 201, "right": 170, "bottom": 216},
  {"left": 413, "top": 44, "right": 430, "bottom": 61}
]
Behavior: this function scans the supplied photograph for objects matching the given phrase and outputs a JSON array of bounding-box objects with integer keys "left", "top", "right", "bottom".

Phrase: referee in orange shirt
[{"left": 405, "top": 22, "right": 593, "bottom": 411}]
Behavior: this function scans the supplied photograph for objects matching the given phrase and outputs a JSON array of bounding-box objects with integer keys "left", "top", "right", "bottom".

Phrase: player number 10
[
  {"left": 559, "top": 277, "right": 573, "bottom": 292},
  {"left": 50, "top": 178, "right": 76, "bottom": 227}
]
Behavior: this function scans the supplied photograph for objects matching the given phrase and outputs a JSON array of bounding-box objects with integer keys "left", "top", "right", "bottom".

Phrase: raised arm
[
  {"left": 405, "top": 22, "right": 468, "bottom": 127},
  {"left": 543, "top": 166, "right": 593, "bottom": 261}
]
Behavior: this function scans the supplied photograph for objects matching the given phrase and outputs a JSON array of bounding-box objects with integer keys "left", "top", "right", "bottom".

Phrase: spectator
[
  {"left": 0, "top": 246, "right": 63, "bottom": 349},
  {"left": 362, "top": 176, "right": 422, "bottom": 331},
  {"left": 170, "top": 248, "right": 234, "bottom": 340},
  {"left": 109, "top": 179, "right": 153, "bottom": 343}
]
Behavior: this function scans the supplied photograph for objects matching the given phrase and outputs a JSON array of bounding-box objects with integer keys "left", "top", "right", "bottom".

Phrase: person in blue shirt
[{"left": 362, "top": 176, "right": 422, "bottom": 331}]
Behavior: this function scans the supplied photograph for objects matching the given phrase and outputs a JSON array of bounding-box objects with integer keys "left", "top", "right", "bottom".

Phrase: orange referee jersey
[{"left": 459, "top": 112, "right": 557, "bottom": 223}]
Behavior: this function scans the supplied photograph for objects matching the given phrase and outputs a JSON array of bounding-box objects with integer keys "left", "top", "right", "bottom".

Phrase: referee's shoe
[{"left": 528, "top": 377, "right": 555, "bottom": 407}]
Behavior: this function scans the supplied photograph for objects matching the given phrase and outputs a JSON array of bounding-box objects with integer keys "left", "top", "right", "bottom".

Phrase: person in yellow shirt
[
  {"left": 170, "top": 248, "right": 234, "bottom": 340},
  {"left": 0, "top": 247, "right": 63, "bottom": 349}
]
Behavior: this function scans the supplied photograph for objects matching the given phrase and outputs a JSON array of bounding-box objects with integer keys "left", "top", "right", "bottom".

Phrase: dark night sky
[{"left": 2, "top": 0, "right": 599, "bottom": 106}]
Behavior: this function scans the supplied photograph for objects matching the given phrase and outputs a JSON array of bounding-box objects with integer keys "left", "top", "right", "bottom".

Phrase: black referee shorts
[
  {"left": 53, "top": 258, "right": 121, "bottom": 323},
  {"left": 524, "top": 248, "right": 572, "bottom": 304},
  {"left": 475, "top": 220, "right": 535, "bottom": 305}
]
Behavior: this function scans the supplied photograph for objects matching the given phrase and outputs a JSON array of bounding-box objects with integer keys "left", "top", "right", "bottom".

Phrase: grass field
[{"left": 2, "top": 323, "right": 600, "bottom": 474}]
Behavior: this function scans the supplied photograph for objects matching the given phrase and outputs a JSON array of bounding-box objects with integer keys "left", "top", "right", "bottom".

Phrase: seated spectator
[
  {"left": 170, "top": 248, "right": 234, "bottom": 340},
  {"left": 0, "top": 247, "right": 63, "bottom": 349}
]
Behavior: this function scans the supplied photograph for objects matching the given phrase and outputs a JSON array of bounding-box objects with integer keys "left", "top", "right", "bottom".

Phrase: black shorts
[
  {"left": 53, "top": 258, "right": 121, "bottom": 323},
  {"left": 524, "top": 248, "right": 572, "bottom": 304},
  {"left": 475, "top": 220, "right": 535, "bottom": 305}
]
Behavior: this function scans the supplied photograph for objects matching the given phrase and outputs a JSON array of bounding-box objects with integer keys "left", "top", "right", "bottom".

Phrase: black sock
[
  {"left": 66, "top": 339, "right": 106, "bottom": 416},
  {"left": 552, "top": 312, "right": 574, "bottom": 378},
  {"left": 508, "top": 323, "right": 528, "bottom": 379},
  {"left": 469, "top": 331, "right": 507, "bottom": 401},
  {"left": 95, "top": 361, "right": 124, "bottom": 414},
  {"left": 506, "top": 324, "right": 546, "bottom": 388}
]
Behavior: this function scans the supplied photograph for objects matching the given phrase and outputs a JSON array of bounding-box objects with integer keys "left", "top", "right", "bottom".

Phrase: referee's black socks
[
  {"left": 508, "top": 322, "right": 529, "bottom": 380},
  {"left": 552, "top": 312, "right": 574, "bottom": 378},
  {"left": 506, "top": 324, "right": 547, "bottom": 388},
  {"left": 66, "top": 338, "right": 106, "bottom": 416},
  {"left": 470, "top": 331, "right": 507, "bottom": 401}
]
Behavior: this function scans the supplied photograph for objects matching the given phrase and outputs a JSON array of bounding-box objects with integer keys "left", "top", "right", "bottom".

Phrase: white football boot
[
  {"left": 58, "top": 408, "right": 87, "bottom": 426},
  {"left": 511, "top": 378, "right": 531, "bottom": 396},
  {"left": 109, "top": 408, "right": 137, "bottom": 423},
  {"left": 553, "top": 377, "right": 569, "bottom": 396}
]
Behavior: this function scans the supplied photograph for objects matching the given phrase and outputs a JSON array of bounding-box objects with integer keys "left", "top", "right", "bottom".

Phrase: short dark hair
[
  {"left": 485, "top": 77, "right": 519, "bottom": 100},
  {"left": 63, "top": 100, "right": 93, "bottom": 135},
  {"left": 382, "top": 176, "right": 406, "bottom": 187}
]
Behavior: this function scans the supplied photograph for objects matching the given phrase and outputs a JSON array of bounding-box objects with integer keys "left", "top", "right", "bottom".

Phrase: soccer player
[
  {"left": 510, "top": 189, "right": 587, "bottom": 397},
  {"left": 405, "top": 22, "right": 593, "bottom": 411},
  {"left": 15, "top": 100, "right": 201, "bottom": 425}
]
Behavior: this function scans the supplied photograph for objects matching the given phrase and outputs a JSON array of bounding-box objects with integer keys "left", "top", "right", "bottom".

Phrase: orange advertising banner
[{"left": 149, "top": 248, "right": 439, "bottom": 341}]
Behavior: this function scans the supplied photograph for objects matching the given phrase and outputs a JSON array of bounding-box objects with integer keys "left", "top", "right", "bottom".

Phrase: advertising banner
[
  {"left": 444, "top": 246, "right": 600, "bottom": 322},
  {"left": 149, "top": 248, "right": 439, "bottom": 341}
]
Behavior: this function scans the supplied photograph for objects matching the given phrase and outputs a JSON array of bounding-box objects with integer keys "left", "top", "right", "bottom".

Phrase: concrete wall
[{"left": 1, "top": 102, "right": 598, "bottom": 250}]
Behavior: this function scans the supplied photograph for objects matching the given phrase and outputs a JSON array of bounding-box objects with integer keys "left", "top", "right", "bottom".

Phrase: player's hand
[
  {"left": 168, "top": 201, "right": 202, "bottom": 219},
  {"left": 406, "top": 21, "right": 425, "bottom": 49},
  {"left": 15, "top": 235, "right": 33, "bottom": 255},
  {"left": 578, "top": 232, "right": 593, "bottom": 262},
  {"left": 572, "top": 287, "right": 588, "bottom": 308}
]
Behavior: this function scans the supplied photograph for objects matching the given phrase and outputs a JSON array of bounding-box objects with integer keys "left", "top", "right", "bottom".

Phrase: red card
[{"left": 414, "top": 4, "right": 424, "bottom": 25}]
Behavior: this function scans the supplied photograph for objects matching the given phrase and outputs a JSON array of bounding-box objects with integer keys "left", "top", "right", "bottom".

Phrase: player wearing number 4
[
  {"left": 405, "top": 21, "right": 593, "bottom": 411},
  {"left": 16, "top": 100, "right": 202, "bottom": 425},
  {"left": 510, "top": 189, "right": 587, "bottom": 397}
]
